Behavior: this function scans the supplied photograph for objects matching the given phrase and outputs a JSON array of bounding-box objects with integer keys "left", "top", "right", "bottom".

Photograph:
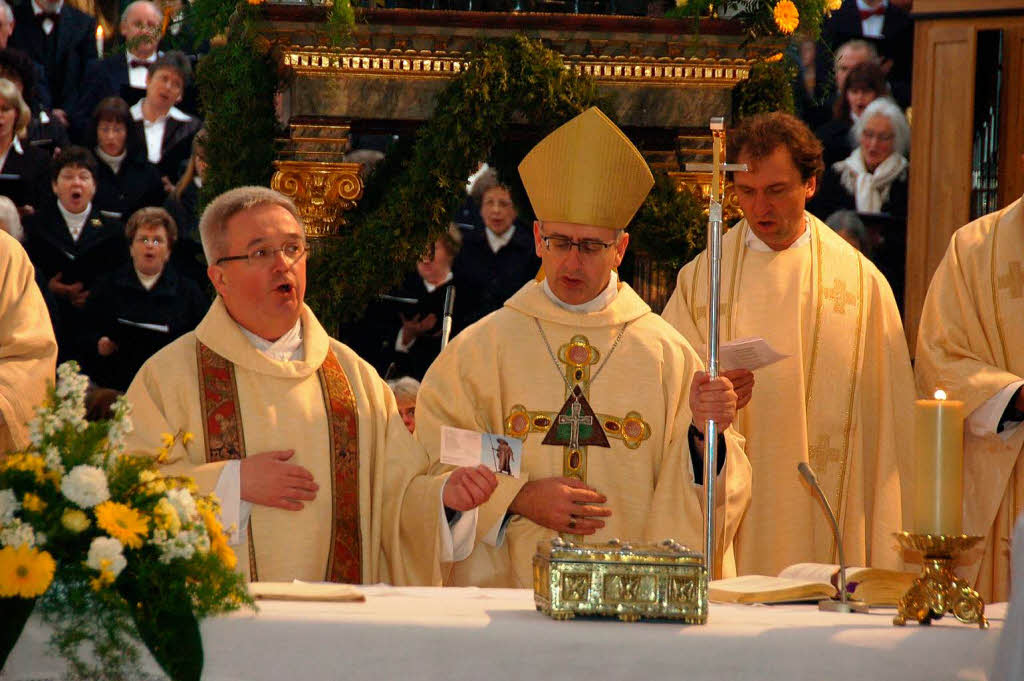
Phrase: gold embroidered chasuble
[
  {"left": 125, "top": 297, "right": 449, "bottom": 585},
  {"left": 415, "top": 281, "right": 752, "bottom": 588},
  {"left": 662, "top": 214, "right": 912, "bottom": 577},
  {"left": 0, "top": 231, "right": 56, "bottom": 454},
  {"left": 915, "top": 196, "right": 1024, "bottom": 602}
]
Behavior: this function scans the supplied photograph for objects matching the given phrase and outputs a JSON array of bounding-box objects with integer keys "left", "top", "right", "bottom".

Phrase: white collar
[
  {"left": 541, "top": 270, "right": 619, "bottom": 313},
  {"left": 9, "top": 137, "right": 22, "bottom": 154},
  {"left": 126, "top": 51, "right": 158, "bottom": 65},
  {"left": 856, "top": 0, "right": 887, "bottom": 9},
  {"left": 422, "top": 270, "right": 453, "bottom": 294},
  {"left": 135, "top": 269, "right": 161, "bottom": 290},
  {"left": 744, "top": 216, "right": 812, "bottom": 252},
  {"left": 485, "top": 224, "right": 516, "bottom": 253},
  {"left": 238, "top": 318, "right": 304, "bottom": 362},
  {"left": 130, "top": 99, "right": 193, "bottom": 124},
  {"left": 32, "top": 0, "right": 62, "bottom": 15},
  {"left": 58, "top": 202, "right": 91, "bottom": 229}
]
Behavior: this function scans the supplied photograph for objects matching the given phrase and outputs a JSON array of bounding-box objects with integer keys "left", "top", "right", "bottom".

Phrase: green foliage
[
  {"left": 669, "top": 0, "right": 833, "bottom": 40},
  {"left": 627, "top": 171, "right": 707, "bottom": 273},
  {"left": 733, "top": 57, "right": 797, "bottom": 119},
  {"left": 307, "top": 35, "right": 605, "bottom": 327}
]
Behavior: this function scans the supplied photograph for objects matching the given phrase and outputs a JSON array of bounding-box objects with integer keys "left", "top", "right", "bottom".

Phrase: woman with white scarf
[{"left": 809, "top": 97, "right": 911, "bottom": 309}]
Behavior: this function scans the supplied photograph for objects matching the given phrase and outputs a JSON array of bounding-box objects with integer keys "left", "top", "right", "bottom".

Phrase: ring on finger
[{"left": 568, "top": 516, "right": 577, "bottom": 530}]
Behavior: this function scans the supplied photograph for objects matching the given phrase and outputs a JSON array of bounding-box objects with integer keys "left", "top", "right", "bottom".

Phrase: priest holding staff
[
  {"left": 415, "top": 107, "right": 752, "bottom": 588},
  {"left": 125, "top": 186, "right": 497, "bottom": 586},
  {"left": 915, "top": 191, "right": 1024, "bottom": 602},
  {"left": 662, "top": 112, "right": 913, "bottom": 577}
]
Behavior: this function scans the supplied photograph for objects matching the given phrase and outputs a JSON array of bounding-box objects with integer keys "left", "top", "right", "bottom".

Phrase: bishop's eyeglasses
[
  {"left": 215, "top": 240, "right": 308, "bottom": 268},
  {"left": 539, "top": 233, "right": 617, "bottom": 256}
]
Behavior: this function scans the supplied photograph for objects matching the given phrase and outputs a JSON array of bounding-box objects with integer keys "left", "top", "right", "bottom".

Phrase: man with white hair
[
  {"left": 71, "top": 0, "right": 165, "bottom": 138},
  {"left": 125, "top": 186, "right": 497, "bottom": 585}
]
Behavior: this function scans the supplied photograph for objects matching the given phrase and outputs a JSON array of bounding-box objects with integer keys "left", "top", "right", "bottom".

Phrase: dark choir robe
[
  {"left": 9, "top": 1, "right": 97, "bottom": 113},
  {"left": 0, "top": 139, "right": 50, "bottom": 213},
  {"left": 93, "top": 152, "right": 166, "bottom": 222},
  {"left": 130, "top": 101, "right": 201, "bottom": 183},
  {"left": 84, "top": 262, "right": 209, "bottom": 391},
  {"left": 163, "top": 180, "right": 206, "bottom": 286},
  {"left": 23, "top": 202, "right": 126, "bottom": 364},
  {"left": 71, "top": 53, "right": 148, "bottom": 140},
  {"left": 452, "top": 224, "right": 540, "bottom": 326}
]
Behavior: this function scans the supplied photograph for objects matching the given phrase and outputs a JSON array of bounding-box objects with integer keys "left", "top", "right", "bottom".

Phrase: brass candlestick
[{"left": 892, "top": 532, "right": 988, "bottom": 629}]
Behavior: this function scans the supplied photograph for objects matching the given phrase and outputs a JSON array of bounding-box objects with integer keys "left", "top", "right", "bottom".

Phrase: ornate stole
[
  {"left": 196, "top": 341, "right": 363, "bottom": 583},
  {"left": 686, "top": 218, "right": 865, "bottom": 561}
]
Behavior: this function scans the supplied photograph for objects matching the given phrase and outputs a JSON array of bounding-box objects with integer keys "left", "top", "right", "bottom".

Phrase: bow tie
[
  {"left": 859, "top": 5, "right": 886, "bottom": 20},
  {"left": 129, "top": 59, "right": 150, "bottom": 69},
  {"left": 35, "top": 10, "right": 59, "bottom": 22}
]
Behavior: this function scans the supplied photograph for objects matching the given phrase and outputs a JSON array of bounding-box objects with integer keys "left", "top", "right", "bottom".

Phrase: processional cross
[{"left": 684, "top": 117, "right": 747, "bottom": 580}]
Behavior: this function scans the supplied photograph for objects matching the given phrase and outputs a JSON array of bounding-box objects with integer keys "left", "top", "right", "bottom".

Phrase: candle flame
[
  {"left": 934, "top": 389, "right": 947, "bottom": 400},
  {"left": 96, "top": 25, "right": 103, "bottom": 39}
]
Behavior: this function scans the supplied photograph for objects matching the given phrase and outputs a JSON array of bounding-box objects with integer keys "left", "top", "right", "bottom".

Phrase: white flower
[
  {"left": 0, "top": 489, "right": 20, "bottom": 523},
  {"left": 43, "top": 446, "right": 65, "bottom": 476},
  {"left": 166, "top": 488, "right": 198, "bottom": 524},
  {"left": 86, "top": 536, "right": 127, "bottom": 576},
  {"left": 105, "top": 397, "right": 133, "bottom": 453},
  {"left": 61, "top": 465, "right": 110, "bottom": 508},
  {"left": 0, "top": 519, "right": 37, "bottom": 548}
]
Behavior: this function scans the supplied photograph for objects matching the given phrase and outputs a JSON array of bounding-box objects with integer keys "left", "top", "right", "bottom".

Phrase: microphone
[
  {"left": 440, "top": 286, "right": 456, "bottom": 350},
  {"left": 797, "top": 462, "right": 869, "bottom": 613}
]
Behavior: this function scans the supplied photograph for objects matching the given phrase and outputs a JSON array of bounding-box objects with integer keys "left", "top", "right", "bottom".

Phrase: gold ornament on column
[{"left": 271, "top": 161, "right": 364, "bottom": 238}]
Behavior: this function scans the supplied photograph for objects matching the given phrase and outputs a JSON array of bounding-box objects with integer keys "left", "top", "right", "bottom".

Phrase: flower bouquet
[
  {"left": 670, "top": 0, "right": 843, "bottom": 39},
  {"left": 0, "top": 362, "right": 252, "bottom": 681}
]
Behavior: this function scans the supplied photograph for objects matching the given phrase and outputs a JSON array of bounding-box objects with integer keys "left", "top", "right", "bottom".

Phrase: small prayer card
[{"left": 440, "top": 426, "right": 523, "bottom": 478}]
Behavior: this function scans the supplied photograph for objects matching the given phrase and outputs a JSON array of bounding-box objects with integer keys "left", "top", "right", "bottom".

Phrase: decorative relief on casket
[{"left": 533, "top": 538, "right": 707, "bottom": 623}]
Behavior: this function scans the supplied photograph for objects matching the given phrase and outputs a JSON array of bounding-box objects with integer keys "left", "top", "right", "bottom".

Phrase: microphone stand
[
  {"left": 684, "top": 118, "right": 746, "bottom": 582},
  {"left": 797, "top": 462, "right": 870, "bottom": 613},
  {"left": 440, "top": 286, "right": 456, "bottom": 350}
]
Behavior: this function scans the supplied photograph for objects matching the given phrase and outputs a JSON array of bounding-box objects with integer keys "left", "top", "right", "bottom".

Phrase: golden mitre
[{"left": 518, "top": 107, "right": 654, "bottom": 231}]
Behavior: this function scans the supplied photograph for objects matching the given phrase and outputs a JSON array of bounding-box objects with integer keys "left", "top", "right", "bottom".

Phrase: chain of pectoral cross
[{"left": 534, "top": 318, "right": 629, "bottom": 446}]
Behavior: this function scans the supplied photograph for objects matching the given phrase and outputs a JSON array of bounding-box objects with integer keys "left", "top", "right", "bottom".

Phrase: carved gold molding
[
  {"left": 668, "top": 171, "right": 743, "bottom": 222},
  {"left": 281, "top": 47, "right": 752, "bottom": 85},
  {"left": 271, "top": 161, "right": 364, "bottom": 238}
]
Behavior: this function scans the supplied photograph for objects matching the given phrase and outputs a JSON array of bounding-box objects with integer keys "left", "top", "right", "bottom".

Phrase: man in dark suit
[
  {"left": 129, "top": 50, "right": 200, "bottom": 186},
  {"left": 70, "top": 0, "right": 163, "bottom": 140},
  {"left": 23, "top": 146, "right": 126, "bottom": 364},
  {"left": 8, "top": 0, "right": 97, "bottom": 128},
  {"left": 820, "top": 0, "right": 914, "bottom": 108}
]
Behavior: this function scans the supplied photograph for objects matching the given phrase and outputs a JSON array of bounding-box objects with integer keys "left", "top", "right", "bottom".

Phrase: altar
[{"left": 3, "top": 587, "right": 1003, "bottom": 680}]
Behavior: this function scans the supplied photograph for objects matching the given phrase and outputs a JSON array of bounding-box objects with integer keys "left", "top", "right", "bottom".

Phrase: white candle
[
  {"left": 912, "top": 390, "right": 964, "bottom": 535},
  {"left": 96, "top": 25, "right": 104, "bottom": 59}
]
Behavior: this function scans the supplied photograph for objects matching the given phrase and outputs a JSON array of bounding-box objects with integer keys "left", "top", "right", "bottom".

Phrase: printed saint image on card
[{"left": 440, "top": 426, "right": 523, "bottom": 478}]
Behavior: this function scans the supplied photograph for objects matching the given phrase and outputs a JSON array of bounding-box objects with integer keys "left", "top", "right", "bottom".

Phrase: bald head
[{"left": 120, "top": 1, "right": 163, "bottom": 59}]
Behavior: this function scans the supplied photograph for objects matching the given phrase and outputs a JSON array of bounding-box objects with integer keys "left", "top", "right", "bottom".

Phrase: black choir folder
[{"left": 709, "top": 563, "right": 917, "bottom": 606}]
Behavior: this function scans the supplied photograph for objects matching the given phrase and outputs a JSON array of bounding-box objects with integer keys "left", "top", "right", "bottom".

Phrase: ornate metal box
[{"left": 533, "top": 538, "right": 707, "bottom": 623}]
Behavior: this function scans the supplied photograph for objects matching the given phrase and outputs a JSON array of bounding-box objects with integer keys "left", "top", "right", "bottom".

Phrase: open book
[{"left": 710, "top": 563, "right": 917, "bottom": 606}]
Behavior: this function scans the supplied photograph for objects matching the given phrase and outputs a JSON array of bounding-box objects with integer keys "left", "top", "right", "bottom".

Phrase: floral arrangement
[
  {"left": 0, "top": 363, "right": 251, "bottom": 681},
  {"left": 671, "top": 0, "right": 843, "bottom": 40}
]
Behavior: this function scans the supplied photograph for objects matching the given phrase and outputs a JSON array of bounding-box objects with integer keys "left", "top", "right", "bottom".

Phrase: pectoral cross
[{"left": 558, "top": 399, "right": 593, "bottom": 450}]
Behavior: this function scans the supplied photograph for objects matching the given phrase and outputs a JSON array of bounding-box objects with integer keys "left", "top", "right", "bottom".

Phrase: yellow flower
[
  {"left": 765, "top": 52, "right": 784, "bottom": 63},
  {"left": 22, "top": 493, "right": 46, "bottom": 513},
  {"left": 138, "top": 469, "right": 168, "bottom": 493},
  {"left": 155, "top": 447, "right": 169, "bottom": 464},
  {"left": 773, "top": 0, "right": 800, "bottom": 34},
  {"left": 200, "top": 507, "right": 236, "bottom": 569},
  {"left": 0, "top": 544, "right": 56, "bottom": 598},
  {"left": 61, "top": 508, "right": 91, "bottom": 533},
  {"left": 90, "top": 560, "right": 116, "bottom": 591},
  {"left": 247, "top": 0, "right": 262, "bottom": 5},
  {"left": 826, "top": 0, "right": 842, "bottom": 10},
  {"left": 95, "top": 501, "right": 149, "bottom": 549},
  {"left": 181, "top": 431, "right": 194, "bottom": 446},
  {"left": 3, "top": 453, "right": 47, "bottom": 483},
  {"left": 153, "top": 498, "right": 181, "bottom": 535},
  {"left": 160, "top": 432, "right": 175, "bottom": 448}
]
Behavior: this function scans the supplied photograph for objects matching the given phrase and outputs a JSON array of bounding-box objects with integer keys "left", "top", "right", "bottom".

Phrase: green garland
[{"left": 733, "top": 57, "right": 797, "bottom": 119}]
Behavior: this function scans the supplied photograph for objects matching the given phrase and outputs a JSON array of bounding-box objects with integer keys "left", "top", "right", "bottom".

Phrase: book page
[
  {"left": 709, "top": 575, "right": 836, "bottom": 604},
  {"left": 719, "top": 337, "right": 789, "bottom": 372},
  {"left": 778, "top": 562, "right": 839, "bottom": 584},
  {"left": 249, "top": 581, "right": 365, "bottom": 602}
]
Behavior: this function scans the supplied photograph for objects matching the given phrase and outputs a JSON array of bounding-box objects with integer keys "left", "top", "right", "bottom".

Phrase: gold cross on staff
[
  {"left": 684, "top": 117, "right": 747, "bottom": 217},
  {"left": 998, "top": 261, "right": 1024, "bottom": 299}
]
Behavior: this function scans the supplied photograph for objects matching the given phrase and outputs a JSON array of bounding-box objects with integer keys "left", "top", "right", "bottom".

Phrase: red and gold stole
[{"left": 196, "top": 341, "right": 363, "bottom": 583}]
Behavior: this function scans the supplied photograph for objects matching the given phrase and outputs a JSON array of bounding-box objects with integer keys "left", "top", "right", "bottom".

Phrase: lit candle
[
  {"left": 912, "top": 390, "right": 964, "bottom": 535},
  {"left": 96, "top": 25, "right": 104, "bottom": 59}
]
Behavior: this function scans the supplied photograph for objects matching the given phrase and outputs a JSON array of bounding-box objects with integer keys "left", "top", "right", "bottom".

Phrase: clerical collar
[
  {"left": 135, "top": 269, "right": 161, "bottom": 291},
  {"left": 239, "top": 318, "right": 304, "bottom": 362},
  {"left": 485, "top": 225, "right": 515, "bottom": 253},
  {"left": 422, "top": 270, "right": 453, "bottom": 293},
  {"left": 542, "top": 270, "right": 619, "bottom": 313},
  {"left": 744, "top": 217, "right": 811, "bottom": 252},
  {"left": 95, "top": 146, "right": 126, "bottom": 174},
  {"left": 58, "top": 202, "right": 91, "bottom": 242}
]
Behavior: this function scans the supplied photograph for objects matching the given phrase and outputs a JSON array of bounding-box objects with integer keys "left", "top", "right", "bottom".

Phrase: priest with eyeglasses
[
  {"left": 124, "top": 186, "right": 498, "bottom": 586},
  {"left": 414, "top": 107, "right": 752, "bottom": 588}
]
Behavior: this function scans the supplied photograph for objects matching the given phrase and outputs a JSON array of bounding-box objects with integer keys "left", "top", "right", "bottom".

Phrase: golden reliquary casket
[{"left": 533, "top": 537, "right": 708, "bottom": 623}]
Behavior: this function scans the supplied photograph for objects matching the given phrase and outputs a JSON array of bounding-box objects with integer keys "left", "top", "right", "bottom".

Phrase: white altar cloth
[{"left": 3, "top": 587, "right": 1004, "bottom": 681}]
